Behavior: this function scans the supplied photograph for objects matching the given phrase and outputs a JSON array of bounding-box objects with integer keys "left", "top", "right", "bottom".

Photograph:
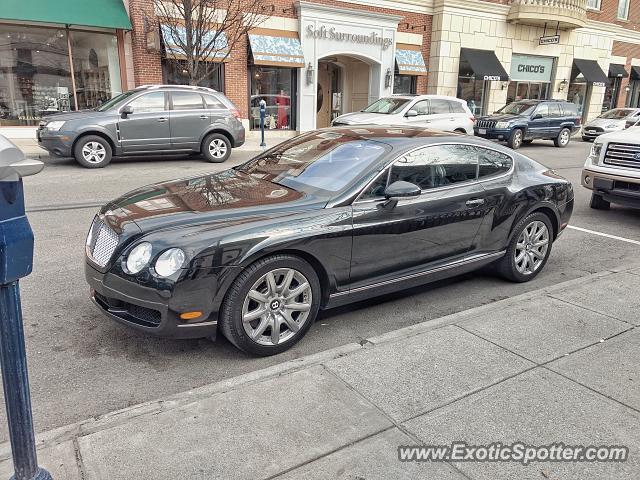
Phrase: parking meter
[
  {"left": 259, "top": 99, "right": 267, "bottom": 148},
  {"left": 0, "top": 135, "right": 52, "bottom": 480}
]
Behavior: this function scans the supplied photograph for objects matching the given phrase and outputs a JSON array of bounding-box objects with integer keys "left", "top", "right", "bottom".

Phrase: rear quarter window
[
  {"left": 561, "top": 103, "right": 579, "bottom": 117},
  {"left": 448, "top": 101, "right": 467, "bottom": 114}
]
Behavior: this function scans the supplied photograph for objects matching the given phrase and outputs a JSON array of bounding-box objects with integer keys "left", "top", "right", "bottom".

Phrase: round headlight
[
  {"left": 126, "top": 242, "right": 152, "bottom": 274},
  {"left": 154, "top": 248, "right": 186, "bottom": 277}
]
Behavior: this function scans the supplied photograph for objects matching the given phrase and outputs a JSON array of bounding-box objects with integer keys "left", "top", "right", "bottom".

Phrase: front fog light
[
  {"left": 126, "top": 242, "right": 152, "bottom": 274},
  {"left": 155, "top": 248, "right": 186, "bottom": 277}
]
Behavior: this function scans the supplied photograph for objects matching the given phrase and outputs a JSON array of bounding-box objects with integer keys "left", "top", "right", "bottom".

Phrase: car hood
[
  {"left": 477, "top": 113, "right": 523, "bottom": 122},
  {"left": 584, "top": 117, "right": 627, "bottom": 128},
  {"left": 594, "top": 126, "right": 640, "bottom": 144},
  {"left": 42, "top": 110, "right": 108, "bottom": 123},
  {"left": 101, "top": 169, "right": 327, "bottom": 234},
  {"left": 334, "top": 112, "right": 399, "bottom": 125}
]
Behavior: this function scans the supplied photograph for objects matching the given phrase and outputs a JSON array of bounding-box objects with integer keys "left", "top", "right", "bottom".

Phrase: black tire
[
  {"left": 494, "top": 212, "right": 554, "bottom": 283},
  {"left": 219, "top": 254, "right": 321, "bottom": 356},
  {"left": 73, "top": 135, "right": 112, "bottom": 168},
  {"left": 554, "top": 128, "right": 571, "bottom": 148},
  {"left": 590, "top": 192, "right": 610, "bottom": 210},
  {"left": 202, "top": 133, "right": 231, "bottom": 163},
  {"left": 454, "top": 128, "right": 467, "bottom": 134},
  {"left": 522, "top": 139, "right": 533, "bottom": 145},
  {"left": 507, "top": 129, "right": 524, "bottom": 150}
]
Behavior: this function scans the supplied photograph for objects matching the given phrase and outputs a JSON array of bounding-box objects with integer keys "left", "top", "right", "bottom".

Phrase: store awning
[
  {"left": 395, "top": 46, "right": 428, "bottom": 76},
  {"left": 572, "top": 59, "right": 609, "bottom": 86},
  {"left": 248, "top": 30, "right": 305, "bottom": 68},
  {"left": 631, "top": 66, "right": 640, "bottom": 80},
  {"left": 608, "top": 63, "right": 629, "bottom": 78},
  {"left": 459, "top": 48, "right": 509, "bottom": 82},
  {"left": 160, "top": 24, "right": 229, "bottom": 61},
  {"left": 0, "top": 0, "right": 131, "bottom": 29}
]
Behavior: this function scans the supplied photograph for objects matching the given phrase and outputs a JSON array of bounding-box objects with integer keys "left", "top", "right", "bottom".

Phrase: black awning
[
  {"left": 631, "top": 66, "right": 640, "bottom": 80},
  {"left": 572, "top": 59, "right": 609, "bottom": 86},
  {"left": 608, "top": 63, "right": 629, "bottom": 78},
  {"left": 460, "top": 48, "right": 509, "bottom": 81}
]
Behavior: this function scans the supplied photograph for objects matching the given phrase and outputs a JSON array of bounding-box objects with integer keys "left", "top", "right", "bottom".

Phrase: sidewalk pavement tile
[
  {"left": 78, "top": 366, "right": 391, "bottom": 480},
  {"left": 324, "top": 325, "right": 533, "bottom": 422},
  {"left": 276, "top": 428, "right": 466, "bottom": 480},
  {"left": 549, "top": 328, "right": 640, "bottom": 410},
  {"left": 461, "top": 295, "right": 629, "bottom": 363},
  {"left": 549, "top": 272, "right": 640, "bottom": 325},
  {"left": 0, "top": 441, "right": 80, "bottom": 479},
  {"left": 403, "top": 368, "right": 640, "bottom": 480}
]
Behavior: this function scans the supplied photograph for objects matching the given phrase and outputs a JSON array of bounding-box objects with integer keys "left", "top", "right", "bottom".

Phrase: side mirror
[
  {"left": 121, "top": 105, "right": 134, "bottom": 117},
  {"left": 384, "top": 181, "right": 421, "bottom": 201},
  {"left": 405, "top": 109, "right": 418, "bottom": 118},
  {"left": 0, "top": 136, "right": 43, "bottom": 182},
  {"left": 532, "top": 113, "right": 543, "bottom": 120}
]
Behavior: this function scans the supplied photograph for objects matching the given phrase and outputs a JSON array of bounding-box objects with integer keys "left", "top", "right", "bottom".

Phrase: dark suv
[
  {"left": 474, "top": 99, "right": 581, "bottom": 150},
  {"left": 37, "top": 85, "right": 245, "bottom": 168}
]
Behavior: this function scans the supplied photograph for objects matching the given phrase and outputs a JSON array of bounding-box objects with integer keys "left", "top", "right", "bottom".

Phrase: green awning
[{"left": 0, "top": 0, "right": 132, "bottom": 30}]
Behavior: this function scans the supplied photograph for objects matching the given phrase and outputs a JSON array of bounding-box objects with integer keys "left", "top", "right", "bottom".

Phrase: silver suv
[{"left": 37, "top": 85, "right": 245, "bottom": 168}]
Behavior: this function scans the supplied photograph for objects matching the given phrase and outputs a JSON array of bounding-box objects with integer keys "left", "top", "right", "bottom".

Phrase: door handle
[
  {"left": 465, "top": 198, "right": 486, "bottom": 208},
  {"left": 157, "top": 117, "right": 168, "bottom": 123},
  {"left": 200, "top": 115, "right": 208, "bottom": 120}
]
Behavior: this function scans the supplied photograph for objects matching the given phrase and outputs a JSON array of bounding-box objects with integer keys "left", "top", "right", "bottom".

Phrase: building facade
[{"left": 1, "top": 0, "right": 639, "bottom": 138}]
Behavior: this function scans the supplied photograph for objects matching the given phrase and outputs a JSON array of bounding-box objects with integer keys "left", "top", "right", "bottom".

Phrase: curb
[{"left": 1, "top": 263, "right": 639, "bottom": 460}]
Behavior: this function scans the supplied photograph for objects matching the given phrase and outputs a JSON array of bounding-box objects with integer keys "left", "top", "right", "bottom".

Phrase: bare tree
[{"left": 153, "top": 0, "right": 267, "bottom": 86}]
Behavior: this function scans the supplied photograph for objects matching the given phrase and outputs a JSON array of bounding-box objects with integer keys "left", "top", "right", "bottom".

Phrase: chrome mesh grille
[
  {"left": 604, "top": 143, "right": 640, "bottom": 169},
  {"left": 87, "top": 218, "right": 119, "bottom": 267},
  {"left": 476, "top": 120, "right": 497, "bottom": 129}
]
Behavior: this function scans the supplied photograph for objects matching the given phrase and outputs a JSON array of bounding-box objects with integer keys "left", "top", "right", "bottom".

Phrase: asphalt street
[{"left": 4, "top": 137, "right": 639, "bottom": 442}]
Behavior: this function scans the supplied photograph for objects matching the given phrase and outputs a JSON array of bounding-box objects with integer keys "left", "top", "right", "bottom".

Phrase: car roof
[
  {"left": 388, "top": 94, "right": 466, "bottom": 103},
  {"left": 135, "top": 84, "right": 218, "bottom": 94}
]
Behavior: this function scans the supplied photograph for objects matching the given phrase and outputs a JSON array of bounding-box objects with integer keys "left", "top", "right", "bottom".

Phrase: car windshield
[
  {"left": 362, "top": 97, "right": 410, "bottom": 114},
  {"left": 96, "top": 90, "right": 139, "bottom": 112},
  {"left": 498, "top": 102, "right": 538, "bottom": 115},
  {"left": 600, "top": 108, "right": 635, "bottom": 119},
  {"left": 236, "top": 132, "right": 389, "bottom": 195}
]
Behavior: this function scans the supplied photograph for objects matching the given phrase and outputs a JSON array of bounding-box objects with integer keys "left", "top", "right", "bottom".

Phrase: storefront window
[
  {"left": 628, "top": 81, "right": 640, "bottom": 108},
  {"left": 70, "top": 31, "right": 121, "bottom": 110},
  {"left": 393, "top": 74, "right": 416, "bottom": 95},
  {"left": 249, "top": 66, "right": 296, "bottom": 130},
  {"left": 457, "top": 76, "right": 486, "bottom": 116},
  {"left": 0, "top": 24, "right": 73, "bottom": 126},
  {"left": 162, "top": 59, "right": 224, "bottom": 91},
  {"left": 602, "top": 77, "right": 622, "bottom": 113},
  {"left": 567, "top": 83, "right": 588, "bottom": 118}
]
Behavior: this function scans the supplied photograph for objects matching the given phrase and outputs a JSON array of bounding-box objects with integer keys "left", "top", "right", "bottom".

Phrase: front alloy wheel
[
  {"left": 508, "top": 129, "right": 523, "bottom": 150},
  {"left": 514, "top": 220, "right": 549, "bottom": 276},
  {"left": 73, "top": 135, "right": 113, "bottom": 168}
]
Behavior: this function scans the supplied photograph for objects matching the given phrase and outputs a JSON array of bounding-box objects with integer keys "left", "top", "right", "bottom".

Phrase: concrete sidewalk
[{"left": 1, "top": 266, "right": 640, "bottom": 479}]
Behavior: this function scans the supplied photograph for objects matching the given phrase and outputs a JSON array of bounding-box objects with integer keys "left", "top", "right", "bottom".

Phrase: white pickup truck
[{"left": 582, "top": 124, "right": 640, "bottom": 209}]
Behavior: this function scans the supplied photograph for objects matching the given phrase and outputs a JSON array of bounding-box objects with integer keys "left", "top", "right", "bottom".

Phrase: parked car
[
  {"left": 582, "top": 124, "right": 640, "bottom": 210},
  {"left": 37, "top": 85, "right": 245, "bottom": 168},
  {"left": 581, "top": 107, "right": 640, "bottom": 141},
  {"left": 625, "top": 116, "right": 640, "bottom": 130},
  {"left": 85, "top": 126, "right": 573, "bottom": 356},
  {"left": 474, "top": 99, "right": 581, "bottom": 150},
  {"left": 331, "top": 95, "right": 475, "bottom": 134}
]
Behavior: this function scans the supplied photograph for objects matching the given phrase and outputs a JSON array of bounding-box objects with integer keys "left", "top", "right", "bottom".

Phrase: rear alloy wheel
[
  {"left": 495, "top": 212, "right": 553, "bottom": 283},
  {"left": 202, "top": 133, "right": 231, "bottom": 163},
  {"left": 507, "top": 129, "right": 523, "bottom": 150},
  {"left": 74, "top": 135, "right": 112, "bottom": 168},
  {"left": 219, "top": 255, "right": 320, "bottom": 356},
  {"left": 590, "top": 192, "right": 610, "bottom": 210},
  {"left": 554, "top": 128, "right": 571, "bottom": 148}
]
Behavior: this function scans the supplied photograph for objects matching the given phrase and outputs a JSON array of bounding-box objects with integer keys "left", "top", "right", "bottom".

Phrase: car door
[
  {"left": 427, "top": 98, "right": 457, "bottom": 131},
  {"left": 118, "top": 91, "right": 171, "bottom": 152},
  {"left": 349, "top": 144, "right": 487, "bottom": 288},
  {"left": 547, "top": 102, "right": 563, "bottom": 136},
  {"left": 169, "top": 90, "right": 209, "bottom": 150},
  {"left": 402, "top": 99, "right": 431, "bottom": 127},
  {"left": 527, "top": 103, "right": 550, "bottom": 139}
]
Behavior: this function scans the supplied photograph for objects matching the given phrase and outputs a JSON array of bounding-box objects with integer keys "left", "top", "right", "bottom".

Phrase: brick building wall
[
  {"left": 128, "top": 0, "right": 163, "bottom": 86},
  {"left": 613, "top": 40, "right": 640, "bottom": 106},
  {"left": 587, "top": 0, "right": 640, "bottom": 32}
]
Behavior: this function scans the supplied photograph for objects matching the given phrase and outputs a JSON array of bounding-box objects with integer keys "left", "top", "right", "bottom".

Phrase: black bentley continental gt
[{"left": 85, "top": 126, "right": 573, "bottom": 356}]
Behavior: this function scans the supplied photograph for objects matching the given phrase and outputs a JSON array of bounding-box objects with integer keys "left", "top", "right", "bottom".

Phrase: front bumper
[
  {"left": 36, "top": 129, "right": 74, "bottom": 157},
  {"left": 474, "top": 128, "right": 511, "bottom": 140},
  {"left": 85, "top": 262, "right": 219, "bottom": 339},
  {"left": 582, "top": 168, "right": 640, "bottom": 208}
]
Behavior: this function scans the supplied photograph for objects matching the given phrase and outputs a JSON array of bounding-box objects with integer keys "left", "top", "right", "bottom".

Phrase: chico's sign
[{"left": 510, "top": 54, "right": 554, "bottom": 83}]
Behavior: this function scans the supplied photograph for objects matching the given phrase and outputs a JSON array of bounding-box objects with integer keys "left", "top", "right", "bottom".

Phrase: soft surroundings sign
[{"left": 306, "top": 25, "right": 393, "bottom": 50}]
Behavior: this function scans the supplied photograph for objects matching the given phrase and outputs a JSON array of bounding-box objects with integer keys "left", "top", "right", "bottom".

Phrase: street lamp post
[{"left": 0, "top": 136, "right": 52, "bottom": 480}]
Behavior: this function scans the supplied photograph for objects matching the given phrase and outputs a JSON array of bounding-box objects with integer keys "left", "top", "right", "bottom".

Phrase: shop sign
[
  {"left": 510, "top": 54, "right": 554, "bottom": 83},
  {"left": 306, "top": 25, "right": 393, "bottom": 50},
  {"left": 483, "top": 76, "right": 502, "bottom": 81},
  {"left": 539, "top": 35, "right": 560, "bottom": 46}
]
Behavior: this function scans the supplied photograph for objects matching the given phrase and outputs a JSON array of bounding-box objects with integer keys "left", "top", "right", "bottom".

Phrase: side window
[
  {"left": 535, "top": 104, "right": 549, "bottom": 118},
  {"left": 203, "top": 94, "right": 225, "bottom": 109},
  {"left": 358, "top": 171, "right": 389, "bottom": 200},
  {"left": 448, "top": 101, "right": 466, "bottom": 114},
  {"left": 411, "top": 100, "right": 430, "bottom": 115},
  {"left": 561, "top": 103, "right": 578, "bottom": 117},
  {"left": 478, "top": 148, "right": 513, "bottom": 179},
  {"left": 127, "top": 92, "right": 166, "bottom": 113},
  {"left": 430, "top": 99, "right": 451, "bottom": 114},
  {"left": 171, "top": 91, "right": 204, "bottom": 110},
  {"left": 548, "top": 103, "right": 562, "bottom": 117},
  {"left": 389, "top": 145, "right": 479, "bottom": 191}
]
